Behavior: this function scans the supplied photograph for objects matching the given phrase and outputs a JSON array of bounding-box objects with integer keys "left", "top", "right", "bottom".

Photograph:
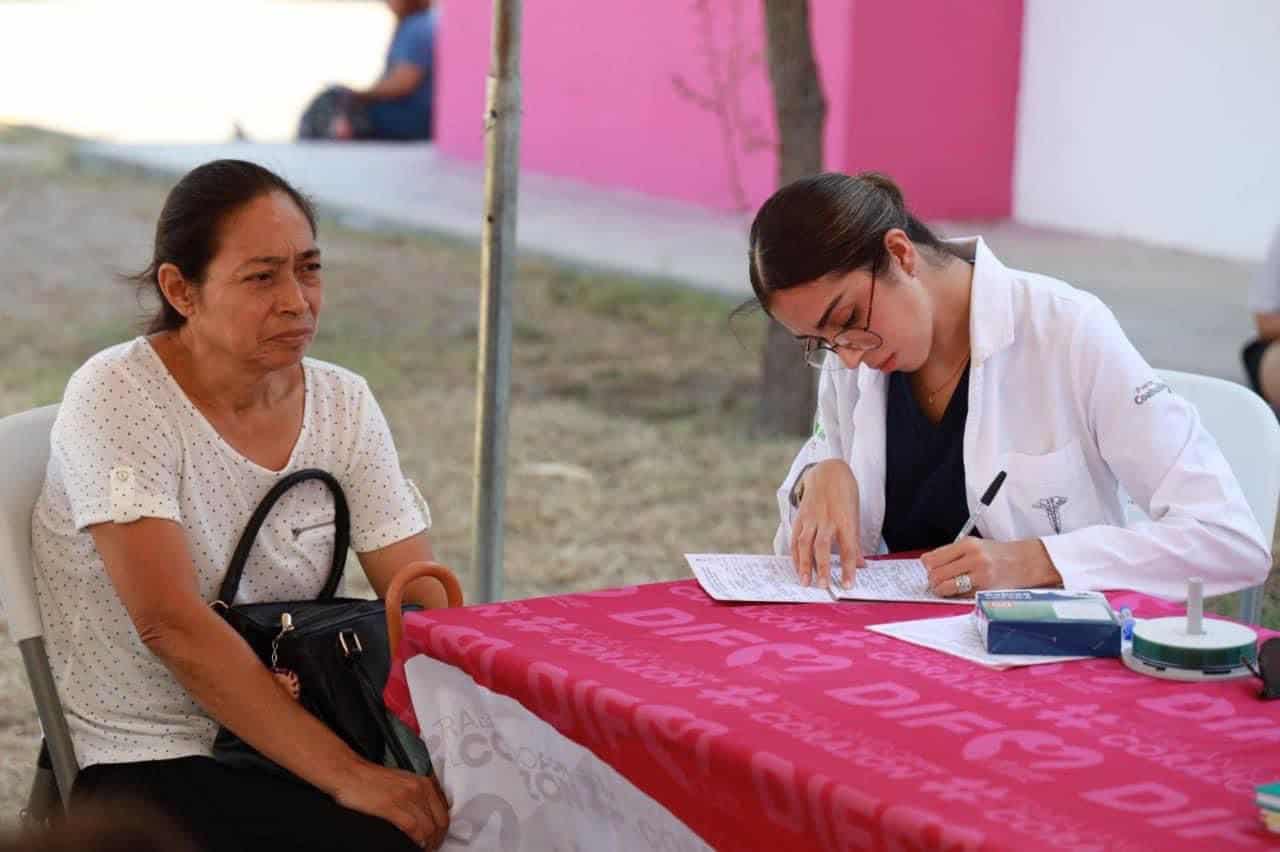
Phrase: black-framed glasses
[
  {"left": 1245, "top": 636, "right": 1280, "bottom": 700},
  {"left": 800, "top": 268, "right": 883, "bottom": 370}
]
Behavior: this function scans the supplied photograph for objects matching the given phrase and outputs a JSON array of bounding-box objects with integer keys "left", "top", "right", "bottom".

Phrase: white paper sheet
[
  {"left": 684, "top": 553, "right": 833, "bottom": 603},
  {"left": 831, "top": 558, "right": 973, "bottom": 604},
  {"left": 866, "top": 614, "right": 1090, "bottom": 669},
  {"left": 684, "top": 553, "right": 972, "bottom": 605}
]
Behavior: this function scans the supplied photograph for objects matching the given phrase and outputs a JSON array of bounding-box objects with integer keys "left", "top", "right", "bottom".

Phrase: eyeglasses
[
  {"left": 800, "top": 268, "right": 883, "bottom": 370},
  {"left": 1245, "top": 636, "right": 1280, "bottom": 700}
]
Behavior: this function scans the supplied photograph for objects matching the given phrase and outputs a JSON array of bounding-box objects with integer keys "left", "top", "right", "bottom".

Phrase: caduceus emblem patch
[{"left": 1033, "top": 496, "right": 1068, "bottom": 534}]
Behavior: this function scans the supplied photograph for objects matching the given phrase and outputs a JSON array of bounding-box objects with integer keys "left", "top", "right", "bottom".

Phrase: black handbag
[{"left": 209, "top": 468, "right": 461, "bottom": 779}]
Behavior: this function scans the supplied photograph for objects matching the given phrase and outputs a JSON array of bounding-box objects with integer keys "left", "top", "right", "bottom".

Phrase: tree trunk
[{"left": 754, "top": 0, "right": 827, "bottom": 438}]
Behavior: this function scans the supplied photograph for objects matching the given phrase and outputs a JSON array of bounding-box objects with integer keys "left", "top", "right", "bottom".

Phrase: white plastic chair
[
  {"left": 1158, "top": 369, "right": 1280, "bottom": 625},
  {"left": 0, "top": 404, "right": 78, "bottom": 817}
]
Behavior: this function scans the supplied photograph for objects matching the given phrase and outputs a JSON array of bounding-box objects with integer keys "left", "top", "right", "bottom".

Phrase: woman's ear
[
  {"left": 882, "top": 228, "right": 917, "bottom": 279},
  {"left": 156, "top": 263, "right": 197, "bottom": 319}
]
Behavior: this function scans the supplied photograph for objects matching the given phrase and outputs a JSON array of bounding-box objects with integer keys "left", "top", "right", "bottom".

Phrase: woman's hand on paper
[
  {"left": 790, "top": 459, "right": 864, "bottom": 589},
  {"left": 333, "top": 761, "right": 450, "bottom": 849},
  {"left": 921, "top": 537, "right": 1061, "bottom": 596}
]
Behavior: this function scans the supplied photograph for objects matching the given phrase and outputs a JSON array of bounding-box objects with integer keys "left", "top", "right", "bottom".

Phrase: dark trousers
[
  {"left": 1243, "top": 337, "right": 1270, "bottom": 395},
  {"left": 1241, "top": 337, "right": 1280, "bottom": 419},
  {"left": 297, "top": 86, "right": 375, "bottom": 140},
  {"left": 72, "top": 756, "right": 418, "bottom": 852}
]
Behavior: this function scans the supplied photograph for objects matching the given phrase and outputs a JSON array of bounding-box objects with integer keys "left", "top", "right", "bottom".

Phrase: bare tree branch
[{"left": 669, "top": 0, "right": 770, "bottom": 212}]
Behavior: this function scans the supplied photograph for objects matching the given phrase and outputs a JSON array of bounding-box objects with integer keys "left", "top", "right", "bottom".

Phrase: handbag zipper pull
[
  {"left": 271, "top": 613, "right": 295, "bottom": 666},
  {"left": 270, "top": 613, "right": 301, "bottom": 701}
]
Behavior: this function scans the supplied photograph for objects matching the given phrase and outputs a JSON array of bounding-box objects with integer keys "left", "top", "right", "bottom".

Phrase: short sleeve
[
  {"left": 344, "top": 380, "right": 429, "bottom": 553},
  {"left": 51, "top": 360, "right": 181, "bottom": 530},
  {"left": 387, "top": 12, "right": 435, "bottom": 71},
  {"left": 1249, "top": 224, "right": 1280, "bottom": 313}
]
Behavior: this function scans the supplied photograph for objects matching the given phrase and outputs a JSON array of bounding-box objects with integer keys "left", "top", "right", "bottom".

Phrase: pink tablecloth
[{"left": 385, "top": 580, "right": 1280, "bottom": 851}]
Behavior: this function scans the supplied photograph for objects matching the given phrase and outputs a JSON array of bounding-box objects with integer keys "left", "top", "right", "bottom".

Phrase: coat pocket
[{"left": 998, "top": 441, "right": 1105, "bottom": 537}]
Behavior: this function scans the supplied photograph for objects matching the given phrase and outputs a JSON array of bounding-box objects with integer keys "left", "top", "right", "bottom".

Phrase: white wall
[
  {"left": 1015, "top": 0, "right": 1280, "bottom": 262},
  {"left": 0, "top": 0, "right": 392, "bottom": 143}
]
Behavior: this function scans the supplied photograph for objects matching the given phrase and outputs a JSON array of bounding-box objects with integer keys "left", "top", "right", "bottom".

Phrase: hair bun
[{"left": 855, "top": 171, "right": 905, "bottom": 211}]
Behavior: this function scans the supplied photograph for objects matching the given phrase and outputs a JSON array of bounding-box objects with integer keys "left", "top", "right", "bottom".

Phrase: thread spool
[{"left": 1122, "top": 577, "right": 1258, "bottom": 682}]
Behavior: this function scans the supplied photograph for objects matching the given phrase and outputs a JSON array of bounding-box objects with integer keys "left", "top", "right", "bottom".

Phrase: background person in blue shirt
[{"left": 298, "top": 0, "right": 437, "bottom": 142}]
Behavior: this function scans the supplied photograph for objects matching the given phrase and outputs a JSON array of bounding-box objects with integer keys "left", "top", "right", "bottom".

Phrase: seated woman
[
  {"left": 298, "top": 0, "right": 438, "bottom": 142},
  {"left": 752, "top": 172, "right": 1269, "bottom": 601},
  {"left": 33, "top": 160, "right": 449, "bottom": 851}
]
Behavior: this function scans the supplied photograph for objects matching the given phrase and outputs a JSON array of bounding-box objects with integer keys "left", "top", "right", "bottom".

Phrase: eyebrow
[
  {"left": 815, "top": 291, "right": 845, "bottom": 330},
  {"left": 237, "top": 248, "right": 321, "bottom": 271},
  {"left": 792, "top": 291, "right": 854, "bottom": 342}
]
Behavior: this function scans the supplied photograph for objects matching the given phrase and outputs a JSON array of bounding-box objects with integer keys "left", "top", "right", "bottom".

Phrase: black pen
[{"left": 953, "top": 470, "right": 1007, "bottom": 542}]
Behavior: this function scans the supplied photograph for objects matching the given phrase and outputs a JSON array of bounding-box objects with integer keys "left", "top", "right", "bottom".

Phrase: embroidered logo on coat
[
  {"left": 1133, "top": 380, "right": 1171, "bottom": 405},
  {"left": 1033, "top": 496, "right": 1069, "bottom": 534}
]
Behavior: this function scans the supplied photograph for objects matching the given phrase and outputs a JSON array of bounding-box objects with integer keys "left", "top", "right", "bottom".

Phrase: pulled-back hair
[{"left": 747, "top": 171, "right": 957, "bottom": 310}]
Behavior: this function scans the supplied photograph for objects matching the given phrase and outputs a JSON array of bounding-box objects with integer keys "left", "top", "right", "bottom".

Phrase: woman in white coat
[{"left": 754, "top": 172, "right": 1269, "bottom": 601}]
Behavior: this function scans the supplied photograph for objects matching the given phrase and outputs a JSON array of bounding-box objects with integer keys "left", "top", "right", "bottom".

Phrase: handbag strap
[{"left": 216, "top": 468, "right": 351, "bottom": 606}]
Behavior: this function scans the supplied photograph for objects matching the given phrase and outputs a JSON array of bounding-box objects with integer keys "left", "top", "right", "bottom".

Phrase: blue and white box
[{"left": 974, "top": 589, "right": 1122, "bottom": 657}]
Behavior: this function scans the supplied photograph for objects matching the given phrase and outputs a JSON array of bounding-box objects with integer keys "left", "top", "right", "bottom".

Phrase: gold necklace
[{"left": 923, "top": 354, "right": 971, "bottom": 406}]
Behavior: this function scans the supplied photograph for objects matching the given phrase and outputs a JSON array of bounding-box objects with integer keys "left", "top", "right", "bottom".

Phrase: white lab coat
[{"left": 773, "top": 237, "right": 1270, "bottom": 600}]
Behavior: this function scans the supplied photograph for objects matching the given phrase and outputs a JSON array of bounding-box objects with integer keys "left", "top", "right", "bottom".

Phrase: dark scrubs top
[{"left": 881, "top": 365, "right": 974, "bottom": 551}]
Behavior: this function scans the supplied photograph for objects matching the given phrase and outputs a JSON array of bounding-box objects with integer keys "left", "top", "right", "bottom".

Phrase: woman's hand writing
[{"left": 921, "top": 537, "right": 1061, "bottom": 597}]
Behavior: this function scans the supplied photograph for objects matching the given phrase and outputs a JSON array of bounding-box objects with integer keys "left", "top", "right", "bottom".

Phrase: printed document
[
  {"left": 684, "top": 553, "right": 972, "bottom": 605},
  {"left": 867, "top": 614, "right": 1089, "bottom": 669}
]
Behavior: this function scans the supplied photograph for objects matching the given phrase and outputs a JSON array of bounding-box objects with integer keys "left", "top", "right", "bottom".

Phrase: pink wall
[
  {"left": 845, "top": 1, "right": 1023, "bottom": 219},
  {"left": 436, "top": 1, "right": 1022, "bottom": 219}
]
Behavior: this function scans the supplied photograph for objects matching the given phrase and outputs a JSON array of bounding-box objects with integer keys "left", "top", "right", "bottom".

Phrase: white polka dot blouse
[{"left": 31, "top": 337, "right": 429, "bottom": 768}]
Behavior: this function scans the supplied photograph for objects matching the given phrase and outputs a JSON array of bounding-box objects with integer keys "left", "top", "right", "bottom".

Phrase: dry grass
[{"left": 0, "top": 131, "right": 797, "bottom": 820}]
